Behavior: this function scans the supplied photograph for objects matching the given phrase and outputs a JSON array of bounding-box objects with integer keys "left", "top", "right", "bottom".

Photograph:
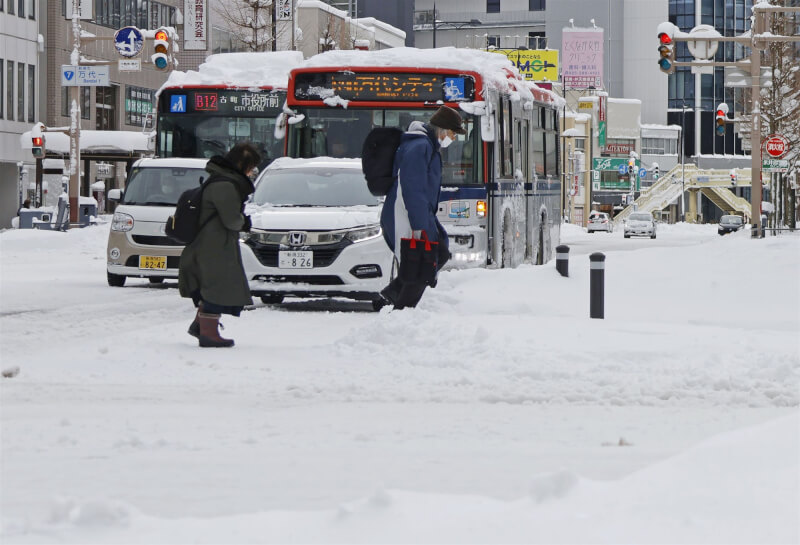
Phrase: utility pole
[{"left": 68, "top": 0, "right": 81, "bottom": 223}]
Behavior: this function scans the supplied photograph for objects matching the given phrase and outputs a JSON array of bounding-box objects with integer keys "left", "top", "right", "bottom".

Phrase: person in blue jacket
[{"left": 380, "top": 105, "right": 466, "bottom": 309}]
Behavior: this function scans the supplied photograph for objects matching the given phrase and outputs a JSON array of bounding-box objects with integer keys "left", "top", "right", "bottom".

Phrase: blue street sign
[
  {"left": 170, "top": 95, "right": 187, "bottom": 113},
  {"left": 114, "top": 26, "right": 144, "bottom": 58},
  {"left": 618, "top": 164, "right": 628, "bottom": 176},
  {"left": 638, "top": 167, "right": 647, "bottom": 179}
]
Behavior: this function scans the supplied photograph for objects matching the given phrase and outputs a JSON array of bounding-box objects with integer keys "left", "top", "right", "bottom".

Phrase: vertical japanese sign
[
  {"left": 561, "top": 28, "right": 604, "bottom": 90},
  {"left": 184, "top": 0, "right": 207, "bottom": 50},
  {"left": 598, "top": 94, "right": 607, "bottom": 148}
]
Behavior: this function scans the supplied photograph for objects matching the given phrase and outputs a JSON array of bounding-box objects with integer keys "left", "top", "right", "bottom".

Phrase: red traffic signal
[
  {"left": 32, "top": 136, "right": 45, "bottom": 158},
  {"left": 152, "top": 28, "right": 170, "bottom": 71},
  {"left": 658, "top": 32, "right": 672, "bottom": 45},
  {"left": 657, "top": 32, "right": 675, "bottom": 73},
  {"left": 715, "top": 106, "right": 727, "bottom": 137}
]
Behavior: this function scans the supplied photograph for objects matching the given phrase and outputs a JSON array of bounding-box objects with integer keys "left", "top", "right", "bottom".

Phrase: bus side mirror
[{"left": 481, "top": 115, "right": 495, "bottom": 142}]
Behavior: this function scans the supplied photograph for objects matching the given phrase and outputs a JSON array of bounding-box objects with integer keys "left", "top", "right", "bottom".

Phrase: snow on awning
[{"left": 19, "top": 129, "right": 151, "bottom": 156}]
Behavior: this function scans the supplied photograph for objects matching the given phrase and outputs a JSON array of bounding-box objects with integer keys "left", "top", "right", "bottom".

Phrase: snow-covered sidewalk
[{"left": 1, "top": 222, "right": 798, "bottom": 543}]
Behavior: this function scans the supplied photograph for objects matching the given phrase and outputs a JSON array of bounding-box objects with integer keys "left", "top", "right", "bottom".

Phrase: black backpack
[
  {"left": 361, "top": 127, "right": 404, "bottom": 196},
  {"left": 165, "top": 180, "right": 218, "bottom": 245}
]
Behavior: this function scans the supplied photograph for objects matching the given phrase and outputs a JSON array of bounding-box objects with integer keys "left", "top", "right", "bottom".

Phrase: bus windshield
[
  {"left": 158, "top": 114, "right": 282, "bottom": 168},
  {"left": 287, "top": 108, "right": 483, "bottom": 186}
]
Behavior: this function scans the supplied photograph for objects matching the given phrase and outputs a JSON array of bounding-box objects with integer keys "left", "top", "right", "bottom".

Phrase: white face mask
[{"left": 439, "top": 134, "right": 453, "bottom": 149}]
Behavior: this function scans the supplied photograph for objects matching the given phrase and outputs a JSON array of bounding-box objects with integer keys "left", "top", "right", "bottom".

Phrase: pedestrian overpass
[{"left": 614, "top": 164, "right": 752, "bottom": 225}]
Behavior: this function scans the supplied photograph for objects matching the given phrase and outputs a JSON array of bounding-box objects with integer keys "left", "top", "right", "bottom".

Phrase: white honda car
[{"left": 240, "top": 157, "right": 394, "bottom": 310}]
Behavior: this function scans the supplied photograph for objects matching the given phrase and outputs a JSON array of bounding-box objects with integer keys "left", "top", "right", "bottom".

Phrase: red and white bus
[
  {"left": 278, "top": 48, "right": 563, "bottom": 268},
  {"left": 155, "top": 52, "right": 303, "bottom": 168}
]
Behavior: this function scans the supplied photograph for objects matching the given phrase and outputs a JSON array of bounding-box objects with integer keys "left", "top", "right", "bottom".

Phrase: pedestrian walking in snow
[
  {"left": 179, "top": 142, "right": 260, "bottom": 347},
  {"left": 379, "top": 105, "right": 464, "bottom": 309}
]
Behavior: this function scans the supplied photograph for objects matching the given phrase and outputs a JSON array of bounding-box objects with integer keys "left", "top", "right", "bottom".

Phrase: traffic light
[
  {"left": 730, "top": 169, "right": 737, "bottom": 186},
  {"left": 627, "top": 157, "right": 636, "bottom": 175},
  {"left": 32, "top": 135, "right": 45, "bottom": 158},
  {"left": 653, "top": 163, "right": 660, "bottom": 180},
  {"left": 152, "top": 28, "right": 170, "bottom": 71},
  {"left": 715, "top": 103, "right": 729, "bottom": 137},
  {"left": 657, "top": 29, "right": 675, "bottom": 74}
]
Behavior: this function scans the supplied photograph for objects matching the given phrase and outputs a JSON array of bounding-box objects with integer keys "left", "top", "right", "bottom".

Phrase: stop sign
[{"left": 764, "top": 134, "right": 788, "bottom": 158}]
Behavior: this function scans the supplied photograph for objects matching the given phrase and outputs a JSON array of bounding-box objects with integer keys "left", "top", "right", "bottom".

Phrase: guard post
[
  {"left": 556, "top": 245, "right": 569, "bottom": 277},
  {"left": 589, "top": 252, "right": 605, "bottom": 319}
]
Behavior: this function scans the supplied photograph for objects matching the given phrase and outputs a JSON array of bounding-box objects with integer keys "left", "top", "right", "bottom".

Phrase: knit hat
[{"left": 429, "top": 106, "right": 467, "bottom": 134}]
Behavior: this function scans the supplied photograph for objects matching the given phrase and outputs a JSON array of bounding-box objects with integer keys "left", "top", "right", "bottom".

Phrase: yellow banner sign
[
  {"left": 491, "top": 49, "right": 559, "bottom": 82},
  {"left": 578, "top": 101, "right": 594, "bottom": 110}
]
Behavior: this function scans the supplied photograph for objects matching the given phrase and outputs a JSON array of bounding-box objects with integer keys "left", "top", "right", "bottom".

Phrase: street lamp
[{"left": 432, "top": 2, "right": 481, "bottom": 48}]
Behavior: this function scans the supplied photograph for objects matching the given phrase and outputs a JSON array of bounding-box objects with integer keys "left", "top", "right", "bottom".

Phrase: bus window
[
  {"left": 532, "top": 127, "right": 545, "bottom": 178},
  {"left": 545, "top": 130, "right": 557, "bottom": 178}
]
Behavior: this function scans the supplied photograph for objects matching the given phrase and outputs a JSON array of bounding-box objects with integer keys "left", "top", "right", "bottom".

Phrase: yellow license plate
[{"left": 139, "top": 255, "right": 167, "bottom": 270}]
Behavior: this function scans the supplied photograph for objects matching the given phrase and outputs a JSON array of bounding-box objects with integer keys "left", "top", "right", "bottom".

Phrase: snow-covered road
[{"left": 1, "top": 221, "right": 798, "bottom": 543}]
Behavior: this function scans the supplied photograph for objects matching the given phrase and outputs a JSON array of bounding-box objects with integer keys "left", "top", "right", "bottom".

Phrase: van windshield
[{"left": 122, "top": 167, "right": 208, "bottom": 206}]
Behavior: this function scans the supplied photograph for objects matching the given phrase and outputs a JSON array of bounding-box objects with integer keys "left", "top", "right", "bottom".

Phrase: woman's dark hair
[{"left": 225, "top": 142, "right": 261, "bottom": 175}]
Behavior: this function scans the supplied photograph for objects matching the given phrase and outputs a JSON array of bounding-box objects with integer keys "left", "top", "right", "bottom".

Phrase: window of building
[
  {"left": 7, "top": 0, "right": 13, "bottom": 15},
  {"left": 17, "top": 0, "right": 23, "bottom": 17},
  {"left": 527, "top": 31, "right": 545, "bottom": 49},
  {"left": 27, "top": 0, "right": 33, "bottom": 18},
  {"left": 487, "top": 35, "right": 500, "bottom": 48},
  {"left": 125, "top": 85, "right": 154, "bottom": 126},
  {"left": 0, "top": 59, "right": 3, "bottom": 119},
  {"left": 487, "top": 0, "right": 500, "bottom": 14},
  {"left": 61, "top": 86, "right": 91, "bottom": 119},
  {"left": 574, "top": 138, "right": 585, "bottom": 151},
  {"left": 7, "top": 61, "right": 14, "bottom": 120},
  {"left": 1, "top": 0, "right": 4, "bottom": 12},
  {"left": 213, "top": 26, "right": 245, "bottom": 54},
  {"left": 529, "top": 0, "right": 545, "bottom": 10},
  {"left": 27, "top": 64, "right": 34, "bottom": 122},
  {"left": 96, "top": 86, "right": 116, "bottom": 130},
  {"left": 17, "top": 62, "right": 24, "bottom": 121}
]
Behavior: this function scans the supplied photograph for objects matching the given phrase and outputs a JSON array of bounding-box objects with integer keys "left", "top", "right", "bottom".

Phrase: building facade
[{"left": 0, "top": 0, "right": 42, "bottom": 227}]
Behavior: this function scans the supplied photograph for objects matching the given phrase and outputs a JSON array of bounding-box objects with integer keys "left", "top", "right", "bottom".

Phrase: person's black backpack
[
  {"left": 165, "top": 180, "right": 218, "bottom": 245},
  {"left": 361, "top": 127, "right": 404, "bottom": 196}
]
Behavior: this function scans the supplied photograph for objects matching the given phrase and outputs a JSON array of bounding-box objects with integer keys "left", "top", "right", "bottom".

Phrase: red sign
[{"left": 763, "top": 134, "right": 788, "bottom": 158}]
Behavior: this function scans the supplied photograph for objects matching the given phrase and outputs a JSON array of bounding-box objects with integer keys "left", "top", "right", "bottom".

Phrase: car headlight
[
  {"left": 111, "top": 212, "right": 134, "bottom": 232},
  {"left": 345, "top": 224, "right": 382, "bottom": 243}
]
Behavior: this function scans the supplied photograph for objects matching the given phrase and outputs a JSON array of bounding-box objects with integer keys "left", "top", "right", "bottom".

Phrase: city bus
[
  {"left": 155, "top": 51, "right": 303, "bottom": 169},
  {"left": 278, "top": 48, "right": 563, "bottom": 268}
]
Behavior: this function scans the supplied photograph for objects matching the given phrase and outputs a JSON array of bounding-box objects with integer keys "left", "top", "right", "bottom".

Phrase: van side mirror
[{"left": 108, "top": 189, "right": 122, "bottom": 202}]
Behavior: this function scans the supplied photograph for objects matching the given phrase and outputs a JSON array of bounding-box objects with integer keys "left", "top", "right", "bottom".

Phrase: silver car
[{"left": 624, "top": 212, "right": 657, "bottom": 239}]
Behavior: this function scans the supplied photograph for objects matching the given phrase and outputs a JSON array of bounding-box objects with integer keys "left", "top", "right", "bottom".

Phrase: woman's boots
[
  {"left": 188, "top": 305, "right": 202, "bottom": 339},
  {"left": 197, "top": 312, "right": 234, "bottom": 347}
]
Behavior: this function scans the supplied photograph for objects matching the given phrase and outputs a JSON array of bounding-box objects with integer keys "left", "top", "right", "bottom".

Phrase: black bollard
[
  {"left": 589, "top": 252, "right": 605, "bottom": 319},
  {"left": 556, "top": 245, "right": 570, "bottom": 277}
]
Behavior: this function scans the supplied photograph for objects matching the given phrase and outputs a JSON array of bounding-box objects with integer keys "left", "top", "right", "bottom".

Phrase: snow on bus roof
[
  {"left": 158, "top": 51, "right": 304, "bottom": 95},
  {"left": 301, "top": 47, "right": 560, "bottom": 106}
]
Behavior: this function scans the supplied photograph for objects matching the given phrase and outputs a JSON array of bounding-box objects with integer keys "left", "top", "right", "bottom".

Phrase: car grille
[
  {"left": 132, "top": 235, "right": 183, "bottom": 247},
  {"left": 253, "top": 275, "right": 344, "bottom": 285},
  {"left": 125, "top": 256, "right": 181, "bottom": 268},
  {"left": 245, "top": 240, "right": 349, "bottom": 268}
]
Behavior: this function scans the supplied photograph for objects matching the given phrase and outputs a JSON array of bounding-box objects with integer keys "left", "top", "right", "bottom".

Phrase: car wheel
[
  {"left": 107, "top": 272, "right": 126, "bottom": 287},
  {"left": 260, "top": 294, "right": 284, "bottom": 305},
  {"left": 651, "top": 234, "right": 656, "bottom": 239},
  {"left": 624, "top": 234, "right": 630, "bottom": 239},
  {"left": 371, "top": 299, "right": 386, "bottom": 312},
  {"left": 148, "top": 277, "right": 165, "bottom": 284}
]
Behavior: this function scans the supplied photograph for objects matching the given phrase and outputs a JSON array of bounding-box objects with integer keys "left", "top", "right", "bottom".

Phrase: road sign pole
[
  {"left": 69, "top": 0, "right": 81, "bottom": 224},
  {"left": 750, "top": 10, "right": 762, "bottom": 238}
]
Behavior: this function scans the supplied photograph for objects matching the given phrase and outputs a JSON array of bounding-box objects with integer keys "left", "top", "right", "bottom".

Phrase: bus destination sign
[
  {"left": 162, "top": 89, "right": 283, "bottom": 116},
  {"left": 293, "top": 72, "right": 475, "bottom": 103}
]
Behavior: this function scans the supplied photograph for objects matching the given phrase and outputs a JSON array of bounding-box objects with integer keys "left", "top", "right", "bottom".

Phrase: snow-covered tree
[{"left": 214, "top": 0, "right": 277, "bottom": 52}]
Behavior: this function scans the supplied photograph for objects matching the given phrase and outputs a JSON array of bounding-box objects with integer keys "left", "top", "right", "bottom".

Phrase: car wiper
[{"left": 139, "top": 201, "right": 176, "bottom": 206}]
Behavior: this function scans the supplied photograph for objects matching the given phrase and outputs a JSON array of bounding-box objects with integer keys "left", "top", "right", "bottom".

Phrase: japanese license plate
[
  {"left": 278, "top": 251, "right": 313, "bottom": 269},
  {"left": 139, "top": 255, "right": 167, "bottom": 270}
]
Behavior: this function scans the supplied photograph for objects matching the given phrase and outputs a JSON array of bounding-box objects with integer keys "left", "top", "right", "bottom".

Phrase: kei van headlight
[
  {"left": 111, "top": 212, "right": 134, "bottom": 232},
  {"left": 345, "top": 224, "right": 382, "bottom": 243}
]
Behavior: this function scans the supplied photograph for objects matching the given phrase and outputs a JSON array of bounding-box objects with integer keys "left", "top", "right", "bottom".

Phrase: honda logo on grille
[{"left": 288, "top": 231, "right": 307, "bottom": 246}]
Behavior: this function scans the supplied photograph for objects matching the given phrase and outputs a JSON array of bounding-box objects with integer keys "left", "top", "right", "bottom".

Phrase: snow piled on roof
[
  {"left": 19, "top": 130, "right": 150, "bottom": 155},
  {"left": 159, "top": 51, "right": 305, "bottom": 94},
  {"left": 304, "top": 47, "right": 560, "bottom": 106}
]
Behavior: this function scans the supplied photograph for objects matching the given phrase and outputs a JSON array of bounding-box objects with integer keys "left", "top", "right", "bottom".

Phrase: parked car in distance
[
  {"left": 587, "top": 212, "right": 613, "bottom": 233},
  {"left": 624, "top": 212, "right": 657, "bottom": 239},
  {"left": 106, "top": 157, "right": 209, "bottom": 287},
  {"left": 240, "top": 157, "right": 393, "bottom": 310},
  {"left": 718, "top": 214, "right": 744, "bottom": 235}
]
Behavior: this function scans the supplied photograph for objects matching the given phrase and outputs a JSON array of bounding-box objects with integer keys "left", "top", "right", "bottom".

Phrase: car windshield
[
  {"left": 721, "top": 216, "right": 742, "bottom": 225},
  {"left": 252, "top": 167, "right": 382, "bottom": 207},
  {"left": 121, "top": 166, "right": 208, "bottom": 206},
  {"left": 630, "top": 214, "right": 651, "bottom": 221}
]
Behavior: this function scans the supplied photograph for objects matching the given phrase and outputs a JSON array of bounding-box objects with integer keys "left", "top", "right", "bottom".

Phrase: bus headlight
[
  {"left": 111, "top": 212, "right": 134, "bottom": 232},
  {"left": 476, "top": 200, "right": 487, "bottom": 218},
  {"left": 345, "top": 225, "right": 382, "bottom": 243}
]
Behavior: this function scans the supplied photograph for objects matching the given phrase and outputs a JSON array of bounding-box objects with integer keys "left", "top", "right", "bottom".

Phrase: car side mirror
[{"left": 108, "top": 189, "right": 122, "bottom": 202}]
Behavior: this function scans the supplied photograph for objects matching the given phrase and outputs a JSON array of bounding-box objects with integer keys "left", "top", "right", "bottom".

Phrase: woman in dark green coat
[{"left": 179, "top": 143, "right": 260, "bottom": 347}]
